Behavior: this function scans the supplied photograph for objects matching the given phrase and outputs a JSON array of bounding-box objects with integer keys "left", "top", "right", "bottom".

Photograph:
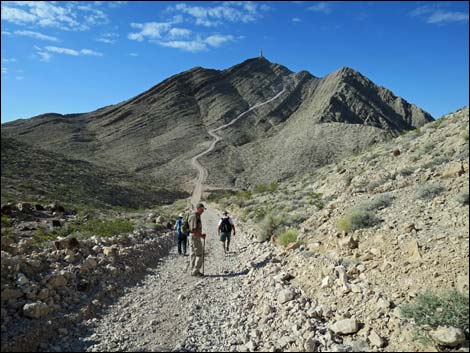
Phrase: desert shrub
[
  {"left": 400, "top": 289, "right": 469, "bottom": 337},
  {"left": 307, "top": 192, "right": 324, "bottom": 209},
  {"left": 78, "top": 219, "right": 134, "bottom": 237},
  {"left": 416, "top": 184, "right": 444, "bottom": 200},
  {"left": 236, "top": 190, "right": 252, "bottom": 200},
  {"left": 423, "top": 155, "right": 450, "bottom": 169},
  {"left": 343, "top": 175, "right": 353, "bottom": 187},
  {"left": 1, "top": 215, "right": 12, "bottom": 227},
  {"left": 337, "top": 208, "right": 380, "bottom": 232},
  {"left": 360, "top": 193, "right": 394, "bottom": 211},
  {"left": 254, "top": 182, "right": 278, "bottom": 193},
  {"left": 399, "top": 167, "right": 415, "bottom": 177},
  {"left": 456, "top": 192, "right": 469, "bottom": 206},
  {"left": 278, "top": 229, "right": 299, "bottom": 247},
  {"left": 460, "top": 130, "right": 469, "bottom": 141},
  {"left": 259, "top": 212, "right": 283, "bottom": 242}
]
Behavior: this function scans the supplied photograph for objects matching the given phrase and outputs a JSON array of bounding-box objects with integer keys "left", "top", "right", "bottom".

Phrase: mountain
[{"left": 2, "top": 57, "right": 433, "bottom": 193}]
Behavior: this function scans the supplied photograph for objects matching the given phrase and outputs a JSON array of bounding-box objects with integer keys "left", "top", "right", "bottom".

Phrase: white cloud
[
  {"left": 1, "top": 67, "right": 7, "bottom": 75},
  {"left": 2, "top": 30, "right": 12, "bottom": 36},
  {"left": 1, "top": 1, "right": 112, "bottom": 31},
  {"left": 16, "top": 76, "right": 24, "bottom": 80},
  {"left": 168, "top": 1, "right": 269, "bottom": 27},
  {"left": 204, "top": 34, "right": 234, "bottom": 47},
  {"left": 308, "top": 2, "right": 332, "bottom": 14},
  {"left": 1, "top": 58, "right": 17, "bottom": 63},
  {"left": 80, "top": 49, "right": 103, "bottom": 56},
  {"left": 128, "top": 22, "right": 173, "bottom": 41},
  {"left": 158, "top": 39, "right": 207, "bottom": 53},
  {"left": 129, "top": 52, "right": 138, "bottom": 57},
  {"left": 96, "top": 32, "right": 119, "bottom": 44},
  {"left": 14, "top": 30, "right": 60, "bottom": 42},
  {"left": 157, "top": 34, "right": 236, "bottom": 53},
  {"left": 108, "top": 1, "right": 128, "bottom": 9},
  {"left": 45, "top": 46, "right": 80, "bottom": 56},
  {"left": 427, "top": 10, "right": 468, "bottom": 24},
  {"left": 292, "top": 17, "right": 301, "bottom": 23},
  {"left": 36, "top": 50, "right": 52, "bottom": 62},
  {"left": 410, "top": 5, "right": 469, "bottom": 25},
  {"left": 34, "top": 45, "right": 103, "bottom": 61},
  {"left": 168, "top": 27, "right": 192, "bottom": 39}
]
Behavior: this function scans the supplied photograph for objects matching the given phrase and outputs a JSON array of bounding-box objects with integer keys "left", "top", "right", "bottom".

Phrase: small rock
[
  {"left": 23, "top": 301, "right": 49, "bottom": 319},
  {"left": 368, "top": 330, "right": 386, "bottom": 348},
  {"left": 329, "top": 318, "right": 360, "bottom": 335},
  {"left": 429, "top": 326, "right": 465, "bottom": 347},
  {"left": 278, "top": 288, "right": 296, "bottom": 304}
]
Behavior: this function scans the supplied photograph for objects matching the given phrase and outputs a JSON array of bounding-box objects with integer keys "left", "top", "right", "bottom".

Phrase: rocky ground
[{"left": 1, "top": 108, "right": 468, "bottom": 352}]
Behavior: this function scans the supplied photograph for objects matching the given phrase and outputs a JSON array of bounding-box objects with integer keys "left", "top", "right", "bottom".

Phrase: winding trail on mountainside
[{"left": 190, "top": 88, "right": 286, "bottom": 206}]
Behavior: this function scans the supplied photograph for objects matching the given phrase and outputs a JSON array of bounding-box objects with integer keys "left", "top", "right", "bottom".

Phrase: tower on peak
[{"left": 259, "top": 49, "right": 263, "bottom": 58}]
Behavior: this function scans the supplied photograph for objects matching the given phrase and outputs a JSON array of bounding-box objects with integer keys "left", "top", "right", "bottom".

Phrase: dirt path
[
  {"left": 45, "top": 89, "right": 287, "bottom": 352},
  {"left": 190, "top": 89, "right": 285, "bottom": 206},
  {"left": 51, "top": 207, "right": 258, "bottom": 352}
]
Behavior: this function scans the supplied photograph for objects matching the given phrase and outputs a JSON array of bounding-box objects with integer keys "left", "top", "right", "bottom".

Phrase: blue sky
[{"left": 1, "top": 1, "right": 469, "bottom": 123}]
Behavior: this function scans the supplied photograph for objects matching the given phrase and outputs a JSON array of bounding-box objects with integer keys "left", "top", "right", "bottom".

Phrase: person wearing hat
[
  {"left": 218, "top": 210, "right": 236, "bottom": 254},
  {"left": 174, "top": 213, "right": 187, "bottom": 256},
  {"left": 188, "top": 203, "right": 207, "bottom": 276}
]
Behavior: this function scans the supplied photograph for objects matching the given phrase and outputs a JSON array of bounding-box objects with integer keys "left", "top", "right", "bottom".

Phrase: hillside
[
  {"left": 1, "top": 135, "right": 187, "bottom": 209},
  {"left": 214, "top": 106, "right": 469, "bottom": 351},
  {"left": 2, "top": 57, "right": 433, "bottom": 191}
]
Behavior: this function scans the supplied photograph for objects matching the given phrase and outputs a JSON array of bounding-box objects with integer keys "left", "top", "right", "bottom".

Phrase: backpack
[
  {"left": 175, "top": 218, "right": 183, "bottom": 234},
  {"left": 181, "top": 214, "right": 190, "bottom": 234},
  {"left": 220, "top": 218, "right": 232, "bottom": 233}
]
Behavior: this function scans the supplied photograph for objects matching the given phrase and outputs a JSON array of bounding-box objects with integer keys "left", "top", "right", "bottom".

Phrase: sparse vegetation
[
  {"left": 278, "top": 229, "right": 299, "bottom": 247},
  {"left": 1, "top": 215, "right": 12, "bottom": 227},
  {"left": 460, "top": 130, "right": 469, "bottom": 141},
  {"left": 337, "top": 207, "right": 380, "bottom": 232},
  {"left": 360, "top": 193, "right": 394, "bottom": 211},
  {"left": 400, "top": 289, "right": 469, "bottom": 340},
  {"left": 254, "top": 182, "right": 278, "bottom": 193},
  {"left": 456, "top": 192, "right": 469, "bottom": 206},
  {"left": 416, "top": 183, "right": 444, "bottom": 200}
]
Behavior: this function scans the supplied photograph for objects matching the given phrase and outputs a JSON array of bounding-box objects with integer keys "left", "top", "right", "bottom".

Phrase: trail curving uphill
[{"left": 190, "top": 88, "right": 286, "bottom": 206}]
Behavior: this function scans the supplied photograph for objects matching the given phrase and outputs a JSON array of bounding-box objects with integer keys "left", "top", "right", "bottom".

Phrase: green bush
[
  {"left": 278, "top": 229, "right": 299, "bottom": 247},
  {"left": 1, "top": 215, "right": 12, "bottom": 227},
  {"left": 400, "top": 289, "right": 469, "bottom": 336},
  {"left": 78, "top": 219, "right": 134, "bottom": 237},
  {"left": 456, "top": 192, "right": 469, "bottom": 206},
  {"left": 337, "top": 208, "right": 380, "bottom": 232},
  {"left": 254, "top": 183, "right": 279, "bottom": 193},
  {"left": 416, "top": 184, "right": 444, "bottom": 200}
]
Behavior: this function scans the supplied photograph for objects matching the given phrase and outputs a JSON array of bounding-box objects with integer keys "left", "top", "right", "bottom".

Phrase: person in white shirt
[{"left": 218, "top": 210, "right": 236, "bottom": 254}]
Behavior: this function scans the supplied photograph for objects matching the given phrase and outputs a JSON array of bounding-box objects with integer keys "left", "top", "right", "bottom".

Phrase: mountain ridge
[{"left": 2, "top": 57, "right": 434, "bottom": 191}]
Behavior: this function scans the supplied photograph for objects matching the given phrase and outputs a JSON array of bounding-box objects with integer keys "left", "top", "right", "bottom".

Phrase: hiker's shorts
[{"left": 220, "top": 232, "right": 231, "bottom": 242}]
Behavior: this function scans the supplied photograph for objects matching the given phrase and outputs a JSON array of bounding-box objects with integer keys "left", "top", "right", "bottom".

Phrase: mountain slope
[
  {"left": 1, "top": 135, "right": 187, "bottom": 208},
  {"left": 2, "top": 57, "right": 434, "bottom": 191}
]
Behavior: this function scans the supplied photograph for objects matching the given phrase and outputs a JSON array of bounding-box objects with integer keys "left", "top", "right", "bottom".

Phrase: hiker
[
  {"left": 188, "top": 203, "right": 206, "bottom": 277},
  {"left": 174, "top": 213, "right": 187, "bottom": 256},
  {"left": 218, "top": 210, "right": 236, "bottom": 253}
]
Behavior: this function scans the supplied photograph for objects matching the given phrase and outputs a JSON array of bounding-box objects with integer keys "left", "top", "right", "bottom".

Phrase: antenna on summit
[{"left": 259, "top": 49, "right": 263, "bottom": 58}]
